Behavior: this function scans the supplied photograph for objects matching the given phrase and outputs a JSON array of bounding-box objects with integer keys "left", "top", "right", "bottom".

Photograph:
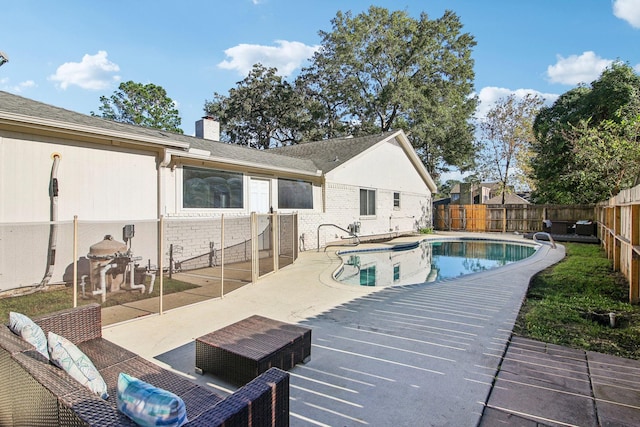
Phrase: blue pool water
[{"left": 335, "top": 239, "right": 537, "bottom": 287}]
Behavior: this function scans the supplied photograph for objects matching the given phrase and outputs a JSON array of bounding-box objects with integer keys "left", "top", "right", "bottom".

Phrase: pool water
[{"left": 336, "top": 239, "right": 537, "bottom": 287}]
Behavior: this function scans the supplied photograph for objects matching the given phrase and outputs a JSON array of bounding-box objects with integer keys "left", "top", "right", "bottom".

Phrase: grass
[
  {"left": 514, "top": 242, "right": 640, "bottom": 359},
  {"left": 0, "top": 277, "right": 198, "bottom": 323}
]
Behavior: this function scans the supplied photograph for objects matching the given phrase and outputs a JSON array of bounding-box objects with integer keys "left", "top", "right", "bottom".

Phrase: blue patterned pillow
[
  {"left": 117, "top": 373, "right": 188, "bottom": 427},
  {"left": 47, "top": 332, "right": 109, "bottom": 400},
  {"left": 8, "top": 312, "right": 49, "bottom": 359}
]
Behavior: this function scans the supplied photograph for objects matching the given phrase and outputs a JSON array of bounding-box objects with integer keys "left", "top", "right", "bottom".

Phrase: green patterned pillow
[
  {"left": 117, "top": 372, "right": 188, "bottom": 427},
  {"left": 47, "top": 332, "right": 109, "bottom": 399},
  {"left": 8, "top": 312, "right": 49, "bottom": 359}
]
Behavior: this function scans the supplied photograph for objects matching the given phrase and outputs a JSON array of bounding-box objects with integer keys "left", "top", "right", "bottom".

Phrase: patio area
[{"left": 103, "top": 232, "right": 629, "bottom": 426}]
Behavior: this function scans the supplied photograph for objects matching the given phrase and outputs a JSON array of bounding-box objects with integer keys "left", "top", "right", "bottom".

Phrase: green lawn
[
  {"left": 0, "top": 277, "right": 198, "bottom": 323},
  {"left": 514, "top": 242, "right": 640, "bottom": 359}
]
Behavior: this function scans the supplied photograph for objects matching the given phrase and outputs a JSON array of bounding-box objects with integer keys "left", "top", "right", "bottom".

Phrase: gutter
[
  {"left": 0, "top": 111, "right": 190, "bottom": 150},
  {"left": 166, "top": 148, "right": 324, "bottom": 180}
]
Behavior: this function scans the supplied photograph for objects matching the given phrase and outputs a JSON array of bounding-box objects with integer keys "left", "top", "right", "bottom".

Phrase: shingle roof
[
  {"left": 270, "top": 131, "right": 398, "bottom": 173},
  {"left": 0, "top": 91, "right": 319, "bottom": 175},
  {"left": 485, "top": 193, "right": 530, "bottom": 205}
]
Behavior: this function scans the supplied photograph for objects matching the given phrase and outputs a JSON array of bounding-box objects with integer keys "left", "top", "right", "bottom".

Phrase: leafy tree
[
  {"left": 565, "top": 114, "right": 640, "bottom": 202},
  {"left": 204, "top": 64, "right": 305, "bottom": 148},
  {"left": 205, "top": 7, "right": 478, "bottom": 177},
  {"left": 531, "top": 62, "right": 640, "bottom": 203},
  {"left": 92, "top": 81, "right": 182, "bottom": 133},
  {"left": 300, "top": 6, "right": 478, "bottom": 178},
  {"left": 476, "top": 94, "right": 544, "bottom": 203}
]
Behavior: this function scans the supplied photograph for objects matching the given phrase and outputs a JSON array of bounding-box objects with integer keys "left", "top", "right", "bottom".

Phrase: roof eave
[
  {"left": 0, "top": 111, "right": 190, "bottom": 150},
  {"left": 168, "top": 149, "right": 323, "bottom": 179},
  {"left": 386, "top": 130, "right": 438, "bottom": 193}
]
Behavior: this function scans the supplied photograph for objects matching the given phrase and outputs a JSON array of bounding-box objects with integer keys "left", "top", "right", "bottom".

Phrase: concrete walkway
[
  {"left": 481, "top": 337, "right": 640, "bottom": 426},
  {"left": 103, "top": 232, "right": 628, "bottom": 426}
]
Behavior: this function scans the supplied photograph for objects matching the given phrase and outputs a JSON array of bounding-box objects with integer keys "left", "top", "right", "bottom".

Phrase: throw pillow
[
  {"left": 47, "top": 332, "right": 109, "bottom": 399},
  {"left": 8, "top": 312, "right": 49, "bottom": 359},
  {"left": 117, "top": 372, "right": 188, "bottom": 427}
]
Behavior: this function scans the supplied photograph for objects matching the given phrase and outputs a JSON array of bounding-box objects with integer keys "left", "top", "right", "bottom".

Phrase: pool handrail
[
  {"left": 317, "top": 223, "right": 360, "bottom": 252},
  {"left": 532, "top": 231, "right": 557, "bottom": 249}
]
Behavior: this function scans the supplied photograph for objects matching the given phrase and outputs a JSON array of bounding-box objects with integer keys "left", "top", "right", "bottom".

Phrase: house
[
  {"left": 450, "top": 182, "right": 506, "bottom": 205},
  {"left": 0, "top": 91, "right": 436, "bottom": 291}
]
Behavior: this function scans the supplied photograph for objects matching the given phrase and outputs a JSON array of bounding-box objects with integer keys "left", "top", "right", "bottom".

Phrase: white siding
[
  {"left": 0, "top": 131, "right": 158, "bottom": 222},
  {"left": 328, "top": 139, "right": 427, "bottom": 194},
  {"left": 298, "top": 139, "right": 432, "bottom": 250}
]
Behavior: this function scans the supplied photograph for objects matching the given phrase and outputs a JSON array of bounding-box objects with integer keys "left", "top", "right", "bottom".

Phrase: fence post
[
  {"left": 221, "top": 214, "right": 225, "bottom": 298},
  {"left": 159, "top": 215, "right": 164, "bottom": 315},
  {"left": 502, "top": 208, "right": 507, "bottom": 232},
  {"left": 272, "top": 212, "right": 279, "bottom": 273},
  {"left": 251, "top": 212, "right": 259, "bottom": 283},
  {"left": 73, "top": 215, "right": 78, "bottom": 308}
]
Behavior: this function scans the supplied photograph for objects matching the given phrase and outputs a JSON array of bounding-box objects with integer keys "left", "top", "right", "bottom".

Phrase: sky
[{"left": 2, "top": 0, "right": 640, "bottom": 181}]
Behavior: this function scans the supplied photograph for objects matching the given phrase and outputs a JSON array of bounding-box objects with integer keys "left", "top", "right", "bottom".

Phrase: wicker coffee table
[{"left": 195, "top": 315, "right": 311, "bottom": 384}]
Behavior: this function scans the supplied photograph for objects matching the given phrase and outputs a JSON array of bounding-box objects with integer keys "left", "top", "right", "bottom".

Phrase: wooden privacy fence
[
  {"left": 596, "top": 184, "right": 640, "bottom": 303},
  {"left": 434, "top": 204, "right": 596, "bottom": 233}
]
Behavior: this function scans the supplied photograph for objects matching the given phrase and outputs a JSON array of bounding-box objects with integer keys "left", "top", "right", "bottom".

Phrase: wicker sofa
[{"left": 0, "top": 303, "right": 289, "bottom": 426}]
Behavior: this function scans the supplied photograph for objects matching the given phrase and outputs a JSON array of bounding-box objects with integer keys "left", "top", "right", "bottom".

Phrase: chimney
[{"left": 195, "top": 116, "right": 220, "bottom": 141}]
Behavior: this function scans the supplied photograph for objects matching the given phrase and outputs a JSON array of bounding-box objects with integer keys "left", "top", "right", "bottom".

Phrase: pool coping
[{"left": 332, "top": 234, "right": 547, "bottom": 287}]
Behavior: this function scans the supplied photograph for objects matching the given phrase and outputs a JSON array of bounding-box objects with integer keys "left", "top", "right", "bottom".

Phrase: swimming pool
[{"left": 335, "top": 239, "right": 537, "bottom": 287}]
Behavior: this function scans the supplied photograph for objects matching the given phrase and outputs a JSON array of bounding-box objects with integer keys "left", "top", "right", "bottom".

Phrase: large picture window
[
  {"left": 278, "top": 179, "right": 313, "bottom": 209},
  {"left": 183, "top": 167, "right": 243, "bottom": 208},
  {"left": 360, "top": 188, "right": 376, "bottom": 216}
]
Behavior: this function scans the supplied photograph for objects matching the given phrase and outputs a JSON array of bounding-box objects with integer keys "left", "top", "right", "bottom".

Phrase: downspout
[{"left": 39, "top": 153, "right": 61, "bottom": 288}]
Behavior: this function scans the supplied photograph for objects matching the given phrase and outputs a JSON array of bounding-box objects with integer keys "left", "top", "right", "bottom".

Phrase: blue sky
[{"left": 2, "top": 0, "right": 639, "bottom": 174}]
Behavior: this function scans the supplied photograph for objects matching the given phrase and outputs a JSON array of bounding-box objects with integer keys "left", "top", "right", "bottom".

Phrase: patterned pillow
[
  {"left": 117, "top": 372, "right": 188, "bottom": 427},
  {"left": 8, "top": 312, "right": 49, "bottom": 359},
  {"left": 47, "top": 332, "right": 109, "bottom": 400}
]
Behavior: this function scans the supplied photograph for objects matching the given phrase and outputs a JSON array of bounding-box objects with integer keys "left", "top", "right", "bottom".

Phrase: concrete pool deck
[{"left": 102, "top": 232, "right": 640, "bottom": 426}]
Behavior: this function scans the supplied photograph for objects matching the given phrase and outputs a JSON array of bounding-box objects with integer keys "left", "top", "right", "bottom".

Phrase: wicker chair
[{"left": 0, "top": 303, "right": 289, "bottom": 426}]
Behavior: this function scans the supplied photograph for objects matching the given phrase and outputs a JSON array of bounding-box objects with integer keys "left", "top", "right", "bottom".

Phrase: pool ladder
[
  {"left": 317, "top": 223, "right": 361, "bottom": 252},
  {"left": 532, "top": 231, "right": 557, "bottom": 249}
]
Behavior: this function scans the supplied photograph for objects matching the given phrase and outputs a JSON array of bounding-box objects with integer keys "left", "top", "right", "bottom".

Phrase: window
[
  {"left": 360, "top": 189, "right": 376, "bottom": 216},
  {"left": 360, "top": 265, "right": 376, "bottom": 286},
  {"left": 393, "top": 192, "right": 400, "bottom": 208},
  {"left": 278, "top": 179, "right": 313, "bottom": 209},
  {"left": 183, "top": 167, "right": 243, "bottom": 208},
  {"left": 393, "top": 263, "right": 400, "bottom": 282}
]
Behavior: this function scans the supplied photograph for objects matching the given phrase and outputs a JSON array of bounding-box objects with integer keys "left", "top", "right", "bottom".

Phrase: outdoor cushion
[
  {"left": 47, "top": 331, "right": 109, "bottom": 399},
  {"left": 8, "top": 311, "right": 49, "bottom": 359},
  {"left": 117, "top": 372, "right": 188, "bottom": 427}
]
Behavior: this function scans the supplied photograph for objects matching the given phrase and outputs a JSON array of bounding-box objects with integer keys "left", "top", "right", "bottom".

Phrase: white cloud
[
  {"left": 613, "top": 0, "right": 640, "bottom": 28},
  {"left": 1, "top": 78, "right": 37, "bottom": 93},
  {"left": 475, "top": 87, "right": 558, "bottom": 119},
  {"left": 218, "top": 40, "right": 320, "bottom": 77},
  {"left": 546, "top": 51, "right": 612, "bottom": 85},
  {"left": 48, "top": 51, "right": 120, "bottom": 90}
]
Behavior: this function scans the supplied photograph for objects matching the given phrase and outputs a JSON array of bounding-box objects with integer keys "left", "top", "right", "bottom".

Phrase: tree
[
  {"left": 565, "top": 114, "right": 640, "bottom": 203},
  {"left": 531, "top": 62, "right": 640, "bottom": 203},
  {"left": 92, "top": 81, "right": 182, "bottom": 134},
  {"left": 476, "top": 94, "right": 544, "bottom": 204},
  {"left": 204, "top": 64, "right": 303, "bottom": 148},
  {"left": 205, "top": 7, "right": 478, "bottom": 176},
  {"left": 300, "top": 6, "right": 478, "bottom": 178}
]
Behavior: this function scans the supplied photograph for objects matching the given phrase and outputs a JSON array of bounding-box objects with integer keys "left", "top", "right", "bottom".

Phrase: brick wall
[{"left": 298, "top": 182, "right": 432, "bottom": 251}]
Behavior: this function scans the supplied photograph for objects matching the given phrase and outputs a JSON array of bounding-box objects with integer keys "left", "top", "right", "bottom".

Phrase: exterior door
[{"left": 250, "top": 178, "right": 270, "bottom": 213}]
